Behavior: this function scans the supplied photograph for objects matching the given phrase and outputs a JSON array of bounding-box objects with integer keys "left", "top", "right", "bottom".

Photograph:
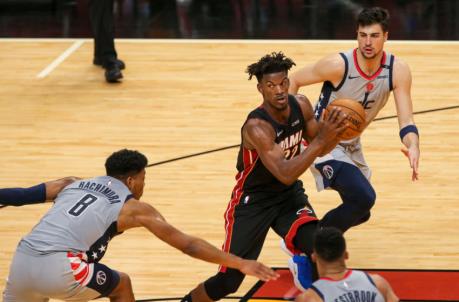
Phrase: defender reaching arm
[
  {"left": 0, "top": 176, "right": 79, "bottom": 207},
  {"left": 117, "top": 198, "right": 279, "bottom": 281}
]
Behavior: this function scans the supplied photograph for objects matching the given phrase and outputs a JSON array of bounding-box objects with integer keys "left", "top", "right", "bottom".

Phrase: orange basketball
[{"left": 324, "top": 98, "right": 366, "bottom": 140}]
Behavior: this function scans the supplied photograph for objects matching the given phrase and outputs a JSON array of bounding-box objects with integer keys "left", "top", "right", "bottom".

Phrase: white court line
[
  {"left": 1, "top": 38, "right": 459, "bottom": 45},
  {"left": 36, "top": 40, "right": 84, "bottom": 79},
  {"left": 117, "top": 39, "right": 459, "bottom": 45},
  {"left": 0, "top": 38, "right": 91, "bottom": 43}
]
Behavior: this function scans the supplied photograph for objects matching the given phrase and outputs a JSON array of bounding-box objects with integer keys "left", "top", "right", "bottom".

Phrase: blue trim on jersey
[
  {"left": 335, "top": 53, "right": 349, "bottom": 91},
  {"left": 86, "top": 222, "right": 120, "bottom": 262},
  {"left": 389, "top": 55, "right": 395, "bottom": 91},
  {"left": 364, "top": 271, "right": 377, "bottom": 288},
  {"left": 310, "top": 284, "right": 325, "bottom": 301},
  {"left": 124, "top": 193, "right": 133, "bottom": 202},
  {"left": 314, "top": 82, "right": 335, "bottom": 121}
]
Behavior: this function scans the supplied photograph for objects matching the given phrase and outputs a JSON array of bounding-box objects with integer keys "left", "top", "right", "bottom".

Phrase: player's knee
[
  {"left": 204, "top": 270, "right": 245, "bottom": 300},
  {"left": 110, "top": 271, "right": 133, "bottom": 299},
  {"left": 355, "top": 211, "right": 371, "bottom": 226},
  {"left": 349, "top": 184, "right": 376, "bottom": 212},
  {"left": 362, "top": 211, "right": 371, "bottom": 222},
  {"left": 119, "top": 272, "right": 133, "bottom": 288},
  {"left": 331, "top": 162, "right": 376, "bottom": 212},
  {"left": 360, "top": 186, "right": 376, "bottom": 211}
]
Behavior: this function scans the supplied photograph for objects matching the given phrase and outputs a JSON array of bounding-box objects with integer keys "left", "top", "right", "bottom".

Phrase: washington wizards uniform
[
  {"left": 311, "top": 270, "right": 385, "bottom": 302},
  {"left": 311, "top": 49, "right": 394, "bottom": 191},
  {"left": 4, "top": 176, "right": 132, "bottom": 302},
  {"left": 219, "top": 95, "right": 317, "bottom": 273}
]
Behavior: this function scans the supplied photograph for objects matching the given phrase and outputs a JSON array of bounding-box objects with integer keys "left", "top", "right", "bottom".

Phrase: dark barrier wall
[{"left": 0, "top": 0, "right": 458, "bottom": 40}]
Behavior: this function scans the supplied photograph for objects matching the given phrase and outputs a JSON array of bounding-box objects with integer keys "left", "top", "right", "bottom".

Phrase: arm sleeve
[{"left": 0, "top": 183, "right": 47, "bottom": 206}]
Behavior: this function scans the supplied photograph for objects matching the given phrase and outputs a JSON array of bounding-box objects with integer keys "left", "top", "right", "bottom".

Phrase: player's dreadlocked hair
[{"left": 246, "top": 52, "right": 296, "bottom": 82}]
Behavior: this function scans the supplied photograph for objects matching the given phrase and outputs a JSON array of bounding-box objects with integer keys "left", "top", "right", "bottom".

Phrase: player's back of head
[
  {"left": 105, "top": 149, "right": 148, "bottom": 180},
  {"left": 314, "top": 227, "right": 346, "bottom": 262}
]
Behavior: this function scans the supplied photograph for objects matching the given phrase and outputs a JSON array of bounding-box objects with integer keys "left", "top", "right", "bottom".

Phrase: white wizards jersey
[
  {"left": 19, "top": 176, "right": 133, "bottom": 262},
  {"left": 315, "top": 48, "right": 394, "bottom": 132},
  {"left": 311, "top": 270, "right": 385, "bottom": 302},
  {"left": 310, "top": 49, "right": 395, "bottom": 189}
]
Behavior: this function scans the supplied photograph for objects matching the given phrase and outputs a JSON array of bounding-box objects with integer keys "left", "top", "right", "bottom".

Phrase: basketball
[{"left": 324, "top": 98, "right": 366, "bottom": 140}]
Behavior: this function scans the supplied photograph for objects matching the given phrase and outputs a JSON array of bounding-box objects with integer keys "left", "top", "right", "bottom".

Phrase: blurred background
[{"left": 1, "top": 0, "right": 458, "bottom": 40}]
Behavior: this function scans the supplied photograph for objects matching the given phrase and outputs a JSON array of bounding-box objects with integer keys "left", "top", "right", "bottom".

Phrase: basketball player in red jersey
[{"left": 182, "top": 52, "right": 347, "bottom": 302}]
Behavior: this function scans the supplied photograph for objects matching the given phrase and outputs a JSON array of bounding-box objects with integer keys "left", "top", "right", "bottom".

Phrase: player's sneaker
[
  {"left": 288, "top": 254, "right": 313, "bottom": 291},
  {"left": 280, "top": 239, "right": 293, "bottom": 256},
  {"left": 281, "top": 240, "right": 313, "bottom": 292}
]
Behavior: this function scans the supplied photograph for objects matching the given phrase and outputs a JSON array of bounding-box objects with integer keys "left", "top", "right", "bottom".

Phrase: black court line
[
  {"left": 1, "top": 103, "right": 457, "bottom": 211},
  {"left": 374, "top": 104, "right": 459, "bottom": 121},
  {"left": 147, "top": 144, "right": 238, "bottom": 167},
  {"left": 147, "top": 104, "right": 459, "bottom": 168},
  {"left": 239, "top": 267, "right": 289, "bottom": 302}
]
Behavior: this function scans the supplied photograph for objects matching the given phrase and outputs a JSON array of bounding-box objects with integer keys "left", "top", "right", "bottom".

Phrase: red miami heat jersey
[{"left": 235, "top": 95, "right": 305, "bottom": 195}]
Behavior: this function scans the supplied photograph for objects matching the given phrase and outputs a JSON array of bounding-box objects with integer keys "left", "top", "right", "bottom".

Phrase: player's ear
[
  {"left": 344, "top": 250, "right": 349, "bottom": 260},
  {"left": 125, "top": 176, "right": 135, "bottom": 192},
  {"left": 257, "top": 82, "right": 263, "bottom": 94},
  {"left": 311, "top": 252, "right": 317, "bottom": 263},
  {"left": 384, "top": 31, "right": 388, "bottom": 42}
]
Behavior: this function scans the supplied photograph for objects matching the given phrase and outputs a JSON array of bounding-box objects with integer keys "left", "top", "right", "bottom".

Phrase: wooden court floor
[{"left": 0, "top": 39, "right": 458, "bottom": 301}]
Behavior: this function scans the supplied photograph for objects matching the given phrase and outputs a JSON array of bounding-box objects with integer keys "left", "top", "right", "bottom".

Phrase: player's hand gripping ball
[{"left": 324, "top": 98, "right": 366, "bottom": 140}]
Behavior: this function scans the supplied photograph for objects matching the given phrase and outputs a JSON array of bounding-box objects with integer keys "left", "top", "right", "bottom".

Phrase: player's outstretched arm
[
  {"left": 0, "top": 176, "right": 79, "bottom": 207},
  {"left": 117, "top": 199, "right": 279, "bottom": 281},
  {"left": 288, "top": 54, "right": 345, "bottom": 94},
  {"left": 45, "top": 176, "right": 81, "bottom": 200},
  {"left": 393, "top": 58, "right": 420, "bottom": 181},
  {"left": 371, "top": 274, "right": 399, "bottom": 302}
]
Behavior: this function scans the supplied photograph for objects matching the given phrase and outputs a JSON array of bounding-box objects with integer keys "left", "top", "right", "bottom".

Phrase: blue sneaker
[
  {"left": 288, "top": 254, "right": 313, "bottom": 291},
  {"left": 280, "top": 239, "right": 312, "bottom": 291}
]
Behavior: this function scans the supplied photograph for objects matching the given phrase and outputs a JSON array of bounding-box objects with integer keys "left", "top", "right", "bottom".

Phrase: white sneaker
[
  {"left": 280, "top": 240, "right": 313, "bottom": 292},
  {"left": 280, "top": 239, "right": 293, "bottom": 257}
]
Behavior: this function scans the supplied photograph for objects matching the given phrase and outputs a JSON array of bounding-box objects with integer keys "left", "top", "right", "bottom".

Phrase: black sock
[
  {"left": 292, "top": 221, "right": 318, "bottom": 255},
  {"left": 292, "top": 222, "right": 319, "bottom": 281}
]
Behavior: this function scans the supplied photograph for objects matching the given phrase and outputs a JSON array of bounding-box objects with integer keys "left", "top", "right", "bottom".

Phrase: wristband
[{"left": 399, "top": 124, "right": 419, "bottom": 141}]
